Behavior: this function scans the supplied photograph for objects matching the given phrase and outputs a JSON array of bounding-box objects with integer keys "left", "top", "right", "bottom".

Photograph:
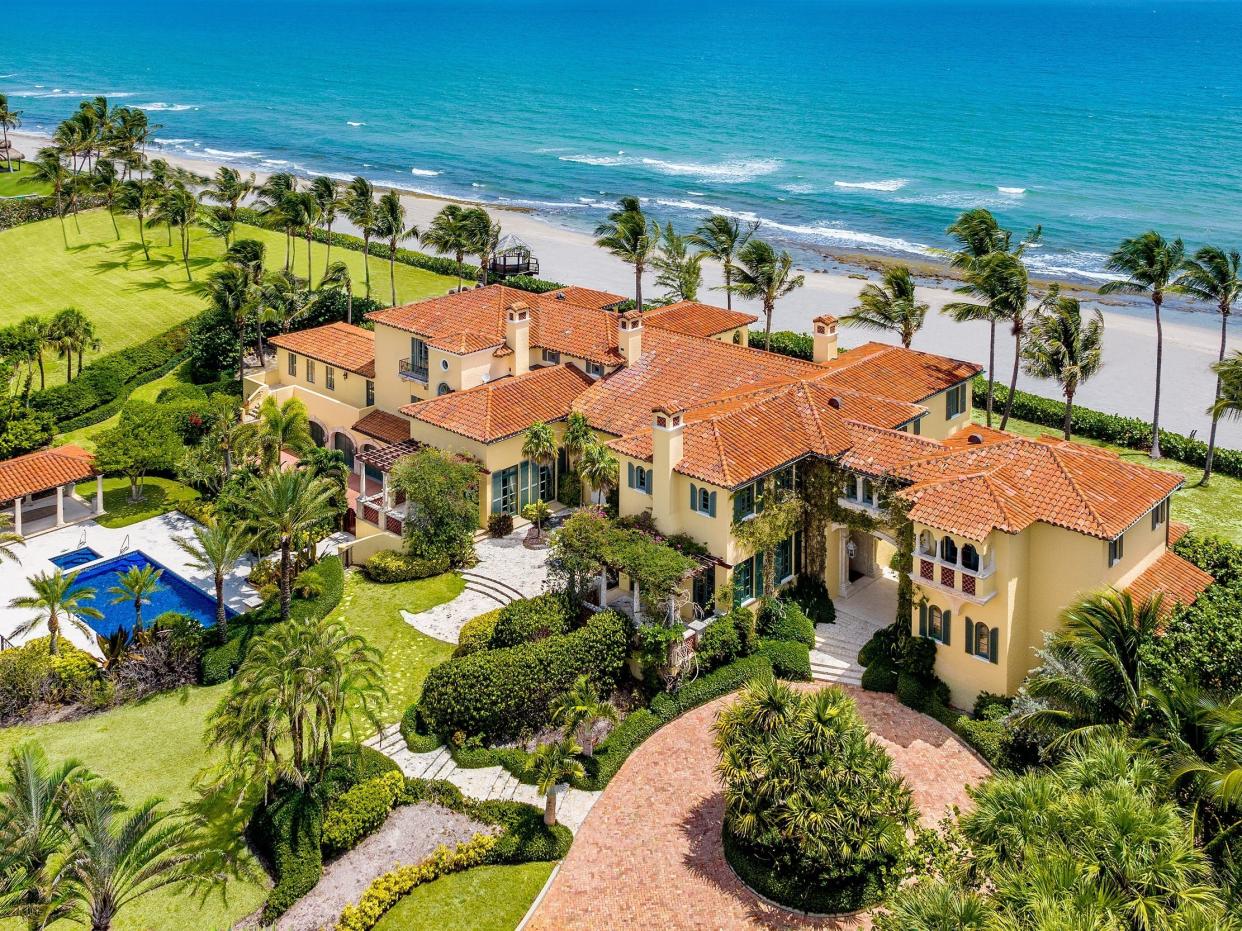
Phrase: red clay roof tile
[
  {"left": 0, "top": 445, "right": 97, "bottom": 501},
  {"left": 268, "top": 323, "right": 376, "bottom": 377}
]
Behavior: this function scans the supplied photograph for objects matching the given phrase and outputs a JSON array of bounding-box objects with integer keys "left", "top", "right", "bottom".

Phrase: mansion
[{"left": 246, "top": 284, "right": 1212, "bottom": 707}]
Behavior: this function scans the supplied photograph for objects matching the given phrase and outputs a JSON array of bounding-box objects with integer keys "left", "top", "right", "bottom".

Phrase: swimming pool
[
  {"left": 49, "top": 547, "right": 102, "bottom": 570},
  {"left": 67, "top": 551, "right": 235, "bottom": 636}
]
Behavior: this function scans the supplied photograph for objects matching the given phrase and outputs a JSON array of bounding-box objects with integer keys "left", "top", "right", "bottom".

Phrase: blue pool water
[
  {"left": 49, "top": 547, "right": 101, "bottom": 570},
  {"left": 67, "top": 551, "right": 234, "bottom": 636}
]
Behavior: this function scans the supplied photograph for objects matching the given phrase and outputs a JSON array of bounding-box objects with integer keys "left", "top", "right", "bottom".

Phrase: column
[
  {"left": 11, "top": 499, "right": 21, "bottom": 536},
  {"left": 55, "top": 485, "right": 64, "bottom": 526},
  {"left": 632, "top": 579, "right": 641, "bottom": 624},
  {"left": 359, "top": 467, "right": 367, "bottom": 503},
  {"left": 95, "top": 474, "right": 105, "bottom": 515},
  {"left": 598, "top": 570, "right": 608, "bottom": 609}
]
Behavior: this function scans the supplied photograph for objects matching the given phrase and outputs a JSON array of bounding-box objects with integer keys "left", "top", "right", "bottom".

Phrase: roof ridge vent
[
  {"left": 827, "top": 397, "right": 842, "bottom": 409},
  {"left": 967, "top": 432, "right": 984, "bottom": 444}
]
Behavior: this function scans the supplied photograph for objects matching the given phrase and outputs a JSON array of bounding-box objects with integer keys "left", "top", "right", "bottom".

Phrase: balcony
[
  {"left": 358, "top": 492, "right": 410, "bottom": 537},
  {"left": 398, "top": 357, "right": 429, "bottom": 383},
  {"left": 916, "top": 553, "right": 996, "bottom": 604}
]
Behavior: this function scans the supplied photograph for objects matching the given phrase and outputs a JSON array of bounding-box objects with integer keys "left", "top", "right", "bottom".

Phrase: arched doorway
[
  {"left": 309, "top": 421, "right": 327, "bottom": 448},
  {"left": 333, "top": 432, "right": 356, "bottom": 470}
]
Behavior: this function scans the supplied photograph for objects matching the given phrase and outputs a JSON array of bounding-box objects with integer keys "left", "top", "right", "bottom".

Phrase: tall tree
[
  {"left": 372, "top": 190, "right": 418, "bottom": 305},
  {"left": 0, "top": 94, "right": 22, "bottom": 173},
  {"left": 1099, "top": 231, "right": 1185, "bottom": 458},
  {"left": 117, "top": 179, "right": 156, "bottom": 261},
  {"left": 90, "top": 160, "right": 123, "bottom": 239},
  {"left": 195, "top": 264, "right": 257, "bottom": 384},
  {"left": 106, "top": 564, "right": 164, "bottom": 637},
  {"left": 342, "top": 176, "right": 378, "bottom": 298},
  {"left": 6, "top": 570, "right": 103, "bottom": 655},
  {"left": 594, "top": 197, "right": 659, "bottom": 310},
  {"left": 687, "top": 214, "right": 758, "bottom": 311},
  {"left": 174, "top": 518, "right": 251, "bottom": 638},
  {"left": 421, "top": 204, "right": 474, "bottom": 291},
  {"left": 1208, "top": 351, "right": 1242, "bottom": 431},
  {"left": 524, "top": 738, "right": 585, "bottom": 826},
  {"left": 23, "top": 150, "right": 70, "bottom": 246},
  {"left": 225, "top": 469, "right": 336, "bottom": 621},
  {"left": 201, "top": 167, "right": 255, "bottom": 248},
  {"left": 652, "top": 223, "right": 704, "bottom": 302},
  {"left": 841, "top": 265, "right": 928, "bottom": 348},
  {"left": 1174, "top": 246, "right": 1241, "bottom": 484},
  {"left": 577, "top": 442, "right": 618, "bottom": 505},
  {"left": 49, "top": 308, "right": 99, "bottom": 381},
  {"left": 316, "top": 261, "right": 354, "bottom": 325},
  {"left": 244, "top": 395, "right": 313, "bottom": 473},
  {"left": 16, "top": 316, "right": 51, "bottom": 390},
  {"left": 465, "top": 207, "right": 502, "bottom": 288},
  {"left": 550, "top": 675, "right": 618, "bottom": 757},
  {"left": 728, "top": 238, "right": 805, "bottom": 351},
  {"left": 149, "top": 183, "right": 198, "bottom": 281},
  {"left": 310, "top": 176, "right": 341, "bottom": 275},
  {"left": 1021, "top": 289, "right": 1104, "bottom": 440},
  {"left": 256, "top": 173, "right": 298, "bottom": 271}
]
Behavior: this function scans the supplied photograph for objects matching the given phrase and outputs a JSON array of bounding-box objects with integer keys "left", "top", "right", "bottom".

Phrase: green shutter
[
  {"left": 626, "top": 461, "right": 635, "bottom": 488},
  {"left": 690, "top": 483, "right": 698, "bottom": 510},
  {"left": 989, "top": 627, "right": 999, "bottom": 663},
  {"left": 918, "top": 603, "right": 927, "bottom": 637},
  {"left": 965, "top": 617, "right": 974, "bottom": 654},
  {"left": 943, "top": 609, "right": 952, "bottom": 645},
  {"left": 708, "top": 491, "right": 717, "bottom": 517},
  {"left": 491, "top": 471, "right": 503, "bottom": 514},
  {"left": 646, "top": 468, "right": 654, "bottom": 492},
  {"left": 754, "top": 552, "right": 764, "bottom": 599}
]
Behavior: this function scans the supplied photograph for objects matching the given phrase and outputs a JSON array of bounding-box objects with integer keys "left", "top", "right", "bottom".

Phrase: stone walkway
[
  {"left": 400, "top": 531, "right": 551, "bottom": 643},
  {"left": 527, "top": 685, "right": 991, "bottom": 930},
  {"left": 812, "top": 577, "right": 898, "bottom": 685},
  {"left": 364, "top": 725, "right": 601, "bottom": 833}
]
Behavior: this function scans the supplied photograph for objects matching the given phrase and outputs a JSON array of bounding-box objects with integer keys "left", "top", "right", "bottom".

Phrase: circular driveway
[{"left": 527, "top": 684, "right": 991, "bottom": 930}]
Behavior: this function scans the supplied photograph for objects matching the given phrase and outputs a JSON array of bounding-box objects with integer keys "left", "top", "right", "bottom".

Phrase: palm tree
[
  {"left": 149, "top": 183, "right": 198, "bottom": 282},
  {"left": 117, "top": 179, "right": 156, "bottom": 261},
  {"left": 343, "top": 176, "right": 378, "bottom": 298},
  {"left": 594, "top": 198, "right": 660, "bottom": 310},
  {"left": 288, "top": 190, "right": 321, "bottom": 286},
  {"left": 309, "top": 177, "right": 341, "bottom": 272},
  {"left": 17, "top": 316, "right": 52, "bottom": 390},
  {"left": 0, "top": 513, "right": 22, "bottom": 564},
  {"left": 258, "top": 269, "right": 310, "bottom": 343},
  {"left": 91, "top": 160, "right": 123, "bottom": 239},
  {"left": 561, "top": 412, "right": 593, "bottom": 471},
  {"left": 524, "top": 738, "right": 585, "bottom": 826},
  {"left": 522, "top": 421, "right": 557, "bottom": 471},
  {"left": 1209, "top": 351, "right": 1242, "bottom": 431},
  {"left": 550, "top": 675, "right": 618, "bottom": 757},
  {"left": 256, "top": 173, "right": 298, "bottom": 271},
  {"left": 206, "top": 613, "right": 386, "bottom": 792},
  {"left": 107, "top": 565, "right": 163, "bottom": 636},
  {"left": 246, "top": 395, "right": 313, "bottom": 472},
  {"left": 49, "top": 308, "right": 99, "bottom": 380},
  {"left": 373, "top": 190, "right": 419, "bottom": 305},
  {"left": 1021, "top": 289, "right": 1104, "bottom": 439},
  {"left": 465, "top": 207, "right": 502, "bottom": 287},
  {"left": 201, "top": 167, "right": 255, "bottom": 248},
  {"left": 195, "top": 264, "right": 257, "bottom": 385},
  {"left": 728, "top": 238, "right": 805, "bottom": 351},
  {"left": 174, "top": 519, "right": 250, "bottom": 639},
  {"left": 577, "top": 442, "right": 618, "bottom": 505},
  {"left": 0, "top": 94, "right": 22, "bottom": 173},
  {"left": 841, "top": 265, "right": 928, "bottom": 348},
  {"left": 1174, "top": 246, "right": 1241, "bottom": 484},
  {"left": 687, "top": 214, "right": 758, "bottom": 311},
  {"left": 60, "top": 783, "right": 195, "bottom": 931},
  {"left": 421, "top": 204, "right": 474, "bottom": 290},
  {"left": 225, "top": 469, "right": 336, "bottom": 621},
  {"left": 1099, "top": 231, "right": 1186, "bottom": 458},
  {"left": 196, "top": 205, "right": 234, "bottom": 248},
  {"left": 7, "top": 570, "right": 103, "bottom": 655},
  {"left": 652, "top": 223, "right": 704, "bottom": 302},
  {"left": 1018, "top": 589, "right": 1163, "bottom": 743},
  {"left": 316, "top": 261, "right": 354, "bottom": 324},
  {"left": 23, "top": 150, "right": 70, "bottom": 246},
  {"left": 943, "top": 250, "right": 1030, "bottom": 430}
]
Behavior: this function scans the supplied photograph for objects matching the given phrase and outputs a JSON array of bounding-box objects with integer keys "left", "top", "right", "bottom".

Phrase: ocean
[{"left": 5, "top": 0, "right": 1242, "bottom": 281}]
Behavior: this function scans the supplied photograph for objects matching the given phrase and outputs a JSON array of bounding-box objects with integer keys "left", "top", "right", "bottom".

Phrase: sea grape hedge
[{"left": 415, "top": 610, "right": 628, "bottom": 741}]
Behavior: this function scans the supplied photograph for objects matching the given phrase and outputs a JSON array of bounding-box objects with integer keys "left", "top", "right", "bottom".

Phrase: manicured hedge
[
  {"left": 453, "top": 609, "right": 500, "bottom": 658},
  {"left": 758, "top": 600, "right": 816, "bottom": 648},
  {"left": 0, "top": 194, "right": 106, "bottom": 231},
  {"left": 490, "top": 593, "right": 572, "bottom": 648},
  {"left": 252, "top": 787, "right": 323, "bottom": 923},
  {"left": 981, "top": 379, "right": 1242, "bottom": 479},
  {"left": 321, "top": 770, "right": 404, "bottom": 854},
  {"left": 750, "top": 329, "right": 815, "bottom": 360},
  {"left": 361, "top": 550, "right": 451, "bottom": 583},
  {"left": 415, "top": 611, "right": 628, "bottom": 741},
  {"left": 756, "top": 638, "right": 812, "bottom": 681}
]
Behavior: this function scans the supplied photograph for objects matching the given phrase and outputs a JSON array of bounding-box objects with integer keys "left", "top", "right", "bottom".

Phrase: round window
[{"left": 440, "top": 359, "right": 450, "bottom": 371}]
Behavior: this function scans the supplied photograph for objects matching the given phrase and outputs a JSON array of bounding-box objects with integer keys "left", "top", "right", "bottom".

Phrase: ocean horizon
[{"left": 6, "top": 0, "right": 1242, "bottom": 283}]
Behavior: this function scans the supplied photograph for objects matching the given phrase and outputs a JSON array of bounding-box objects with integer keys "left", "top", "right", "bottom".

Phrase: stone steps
[
  {"left": 810, "top": 618, "right": 875, "bottom": 686},
  {"left": 460, "top": 570, "right": 527, "bottom": 607}
]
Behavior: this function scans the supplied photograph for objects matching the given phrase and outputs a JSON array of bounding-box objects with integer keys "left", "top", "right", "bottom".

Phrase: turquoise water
[
  {"left": 6, "top": 0, "right": 1242, "bottom": 280},
  {"left": 66, "top": 551, "right": 232, "bottom": 635}
]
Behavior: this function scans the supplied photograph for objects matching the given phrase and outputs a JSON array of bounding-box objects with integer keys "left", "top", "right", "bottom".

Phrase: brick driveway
[{"left": 527, "top": 685, "right": 991, "bottom": 931}]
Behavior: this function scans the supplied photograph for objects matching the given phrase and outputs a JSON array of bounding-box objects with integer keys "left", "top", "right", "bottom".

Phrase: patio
[{"left": 1, "top": 445, "right": 104, "bottom": 538}]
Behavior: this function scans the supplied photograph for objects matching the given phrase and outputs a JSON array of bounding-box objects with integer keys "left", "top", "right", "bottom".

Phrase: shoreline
[{"left": 7, "top": 129, "right": 1240, "bottom": 447}]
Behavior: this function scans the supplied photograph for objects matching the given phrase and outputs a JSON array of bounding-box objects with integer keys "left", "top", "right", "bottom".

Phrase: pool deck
[{"left": 0, "top": 513, "right": 258, "bottom": 653}]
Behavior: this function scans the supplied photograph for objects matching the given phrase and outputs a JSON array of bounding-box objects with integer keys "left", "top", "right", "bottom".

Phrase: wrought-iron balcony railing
[{"left": 398, "top": 357, "right": 429, "bottom": 382}]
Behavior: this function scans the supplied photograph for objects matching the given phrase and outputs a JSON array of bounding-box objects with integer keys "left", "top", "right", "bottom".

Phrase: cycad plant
[
  {"left": 524, "top": 738, "right": 585, "bottom": 826},
  {"left": 7, "top": 569, "right": 103, "bottom": 655}
]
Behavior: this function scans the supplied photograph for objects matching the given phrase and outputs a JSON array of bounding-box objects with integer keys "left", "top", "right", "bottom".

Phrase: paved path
[
  {"left": 364, "top": 724, "right": 601, "bottom": 833},
  {"left": 400, "top": 531, "right": 551, "bottom": 643},
  {"left": 527, "top": 685, "right": 991, "bottom": 931}
]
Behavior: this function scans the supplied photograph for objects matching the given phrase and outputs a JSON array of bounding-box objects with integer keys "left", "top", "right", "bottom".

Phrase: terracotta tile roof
[
  {"left": 357, "top": 439, "right": 425, "bottom": 473},
  {"left": 401, "top": 364, "right": 595, "bottom": 443},
  {"left": 1126, "top": 551, "right": 1213, "bottom": 618},
  {"left": 641, "top": 301, "right": 758, "bottom": 338},
  {"left": 543, "top": 286, "right": 627, "bottom": 311},
  {"left": 901, "top": 471, "right": 1038, "bottom": 540},
  {"left": 893, "top": 436, "right": 1183, "bottom": 541},
  {"left": 942, "top": 425, "right": 1012, "bottom": 449},
  {"left": 426, "top": 331, "right": 504, "bottom": 354},
  {"left": 352, "top": 410, "right": 411, "bottom": 445},
  {"left": 528, "top": 295, "right": 624, "bottom": 364},
  {"left": 367, "top": 285, "right": 516, "bottom": 342},
  {"left": 0, "top": 445, "right": 97, "bottom": 501},
  {"left": 818, "top": 342, "right": 981, "bottom": 403},
  {"left": 268, "top": 323, "right": 377, "bottom": 377},
  {"left": 839, "top": 422, "right": 948, "bottom": 477},
  {"left": 1168, "top": 519, "right": 1191, "bottom": 546}
]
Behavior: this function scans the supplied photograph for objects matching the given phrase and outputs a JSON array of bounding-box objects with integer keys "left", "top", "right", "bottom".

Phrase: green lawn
[
  {"left": 0, "top": 685, "right": 269, "bottom": 931},
  {"left": 975, "top": 411, "right": 1242, "bottom": 545},
  {"left": 0, "top": 208, "right": 458, "bottom": 386},
  {"left": 73, "top": 475, "right": 200, "bottom": 528},
  {"left": 373, "top": 862, "right": 554, "bottom": 931},
  {"left": 0, "top": 161, "right": 52, "bottom": 197},
  {"left": 330, "top": 571, "right": 462, "bottom": 725},
  {"left": 57, "top": 362, "right": 196, "bottom": 451}
]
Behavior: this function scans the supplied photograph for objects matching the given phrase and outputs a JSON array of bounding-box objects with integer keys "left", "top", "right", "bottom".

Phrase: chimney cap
[
  {"left": 653, "top": 402, "right": 685, "bottom": 418},
  {"left": 812, "top": 314, "right": 838, "bottom": 326}
]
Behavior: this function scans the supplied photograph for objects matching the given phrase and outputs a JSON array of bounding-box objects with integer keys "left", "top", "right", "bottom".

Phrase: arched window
[
  {"left": 437, "top": 382, "right": 452, "bottom": 396},
  {"left": 939, "top": 536, "right": 958, "bottom": 564},
  {"left": 966, "top": 618, "right": 997, "bottom": 662},
  {"left": 975, "top": 622, "right": 990, "bottom": 659},
  {"left": 962, "top": 544, "right": 980, "bottom": 572},
  {"left": 919, "top": 530, "right": 936, "bottom": 556},
  {"left": 309, "top": 421, "right": 326, "bottom": 448},
  {"left": 928, "top": 606, "right": 943, "bottom": 640}
]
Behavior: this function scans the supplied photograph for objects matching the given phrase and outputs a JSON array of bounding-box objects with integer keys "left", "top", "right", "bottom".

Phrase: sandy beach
[{"left": 10, "top": 130, "right": 1240, "bottom": 447}]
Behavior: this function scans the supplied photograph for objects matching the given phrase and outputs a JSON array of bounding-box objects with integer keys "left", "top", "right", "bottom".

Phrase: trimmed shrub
[
  {"left": 895, "top": 671, "right": 948, "bottom": 712},
  {"left": 860, "top": 659, "right": 898, "bottom": 693},
  {"left": 252, "top": 788, "right": 323, "bottom": 923},
  {"left": 758, "top": 599, "right": 815, "bottom": 647},
  {"left": 695, "top": 614, "right": 744, "bottom": 672},
  {"left": 399, "top": 777, "right": 465, "bottom": 809},
  {"left": 556, "top": 469, "right": 582, "bottom": 507},
  {"left": 899, "top": 636, "right": 937, "bottom": 681},
  {"left": 583, "top": 709, "right": 663, "bottom": 790},
  {"left": 0, "top": 640, "right": 56, "bottom": 719},
  {"left": 322, "top": 770, "right": 404, "bottom": 854},
  {"left": 786, "top": 575, "right": 836, "bottom": 625},
  {"left": 751, "top": 329, "right": 814, "bottom": 360},
  {"left": 490, "top": 593, "right": 572, "bottom": 648},
  {"left": 473, "top": 799, "right": 573, "bottom": 863},
  {"left": 657, "top": 654, "right": 772, "bottom": 723},
  {"left": 757, "top": 638, "right": 812, "bottom": 681},
  {"left": 857, "top": 625, "right": 898, "bottom": 668},
  {"left": 416, "top": 610, "right": 628, "bottom": 741},
  {"left": 487, "top": 513, "right": 514, "bottom": 538},
  {"left": 951, "top": 715, "right": 1010, "bottom": 767},
  {"left": 362, "top": 550, "right": 451, "bottom": 584},
  {"left": 454, "top": 609, "right": 500, "bottom": 657},
  {"left": 399, "top": 703, "right": 442, "bottom": 753}
]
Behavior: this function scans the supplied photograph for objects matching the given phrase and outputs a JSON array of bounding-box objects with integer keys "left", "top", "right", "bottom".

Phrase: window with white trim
[
  {"left": 919, "top": 603, "right": 952, "bottom": 645},
  {"left": 946, "top": 383, "right": 967, "bottom": 419},
  {"left": 542, "top": 349, "right": 561, "bottom": 364},
  {"left": 966, "top": 618, "right": 998, "bottom": 662},
  {"left": 287, "top": 353, "right": 297, "bottom": 376},
  {"left": 626, "top": 461, "right": 653, "bottom": 495},
  {"left": 586, "top": 360, "right": 604, "bottom": 378},
  {"left": 1108, "top": 535, "right": 1125, "bottom": 567},
  {"left": 326, "top": 366, "right": 335, "bottom": 390}
]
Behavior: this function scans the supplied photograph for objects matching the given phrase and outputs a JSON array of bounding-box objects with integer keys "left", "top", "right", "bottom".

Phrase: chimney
[
  {"left": 651, "top": 404, "right": 684, "bottom": 521},
  {"left": 506, "top": 301, "right": 530, "bottom": 376},
  {"left": 812, "top": 314, "right": 838, "bottom": 364},
  {"left": 618, "top": 310, "right": 643, "bottom": 367}
]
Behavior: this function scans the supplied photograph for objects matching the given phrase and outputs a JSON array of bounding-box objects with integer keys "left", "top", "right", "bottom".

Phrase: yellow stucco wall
[{"left": 914, "top": 381, "right": 973, "bottom": 440}]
